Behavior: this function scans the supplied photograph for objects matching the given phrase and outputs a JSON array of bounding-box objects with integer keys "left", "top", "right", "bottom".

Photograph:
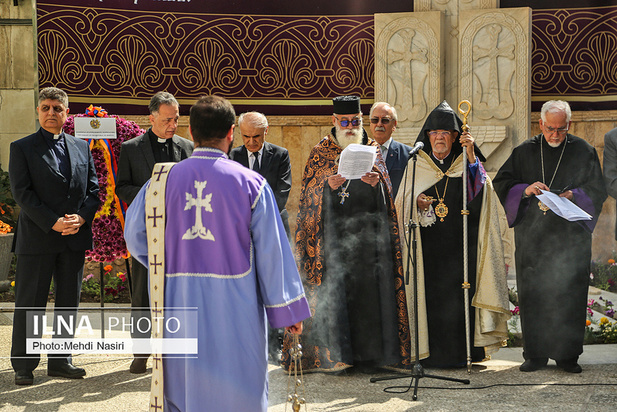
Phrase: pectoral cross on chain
[
  {"left": 338, "top": 186, "right": 350, "bottom": 205},
  {"left": 183, "top": 180, "right": 215, "bottom": 241}
]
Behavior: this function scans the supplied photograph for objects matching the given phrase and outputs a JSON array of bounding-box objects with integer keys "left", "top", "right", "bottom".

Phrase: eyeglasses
[
  {"left": 544, "top": 125, "right": 569, "bottom": 136},
  {"left": 370, "top": 117, "right": 392, "bottom": 125},
  {"left": 337, "top": 117, "right": 361, "bottom": 127},
  {"left": 428, "top": 131, "right": 451, "bottom": 138}
]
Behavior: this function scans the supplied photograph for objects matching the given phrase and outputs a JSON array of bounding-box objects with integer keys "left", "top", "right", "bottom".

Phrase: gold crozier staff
[{"left": 458, "top": 100, "right": 473, "bottom": 374}]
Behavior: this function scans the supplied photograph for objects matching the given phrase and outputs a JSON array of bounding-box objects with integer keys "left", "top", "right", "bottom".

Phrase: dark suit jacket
[
  {"left": 385, "top": 139, "right": 412, "bottom": 199},
  {"left": 9, "top": 128, "right": 100, "bottom": 254},
  {"left": 116, "top": 131, "right": 194, "bottom": 205},
  {"left": 230, "top": 142, "right": 292, "bottom": 232},
  {"left": 604, "top": 127, "right": 617, "bottom": 239}
]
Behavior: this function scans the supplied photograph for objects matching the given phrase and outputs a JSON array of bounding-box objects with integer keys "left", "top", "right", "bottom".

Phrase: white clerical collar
[
  {"left": 432, "top": 151, "right": 450, "bottom": 165},
  {"left": 53, "top": 134, "right": 61, "bottom": 140},
  {"left": 157, "top": 137, "right": 167, "bottom": 144}
]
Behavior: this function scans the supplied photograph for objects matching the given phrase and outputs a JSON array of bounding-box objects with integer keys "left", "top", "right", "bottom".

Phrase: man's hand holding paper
[
  {"left": 536, "top": 189, "right": 592, "bottom": 221},
  {"left": 337, "top": 144, "right": 377, "bottom": 179}
]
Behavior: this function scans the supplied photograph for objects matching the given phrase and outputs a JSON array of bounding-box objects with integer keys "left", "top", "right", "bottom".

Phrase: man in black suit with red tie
[
  {"left": 230, "top": 111, "right": 292, "bottom": 238},
  {"left": 9, "top": 87, "right": 100, "bottom": 385}
]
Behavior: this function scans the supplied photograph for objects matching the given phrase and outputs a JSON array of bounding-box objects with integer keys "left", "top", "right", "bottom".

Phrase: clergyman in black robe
[
  {"left": 493, "top": 100, "right": 606, "bottom": 373},
  {"left": 396, "top": 101, "right": 510, "bottom": 368},
  {"left": 282, "top": 95, "right": 412, "bottom": 373}
]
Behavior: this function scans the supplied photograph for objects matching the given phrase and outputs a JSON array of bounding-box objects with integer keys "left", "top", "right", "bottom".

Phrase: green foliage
[
  {"left": 0, "top": 167, "right": 17, "bottom": 230},
  {"left": 81, "top": 270, "right": 128, "bottom": 303},
  {"left": 590, "top": 258, "right": 617, "bottom": 292}
]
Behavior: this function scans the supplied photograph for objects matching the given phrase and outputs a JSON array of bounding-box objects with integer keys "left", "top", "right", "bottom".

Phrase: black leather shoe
[
  {"left": 47, "top": 363, "right": 86, "bottom": 379},
  {"left": 556, "top": 359, "right": 582, "bottom": 373},
  {"left": 130, "top": 356, "right": 148, "bottom": 374},
  {"left": 519, "top": 358, "right": 548, "bottom": 372},
  {"left": 15, "top": 370, "right": 34, "bottom": 385}
]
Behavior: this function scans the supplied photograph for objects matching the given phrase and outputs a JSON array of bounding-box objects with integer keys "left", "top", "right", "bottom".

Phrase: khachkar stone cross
[
  {"left": 473, "top": 24, "right": 515, "bottom": 119},
  {"left": 387, "top": 28, "right": 428, "bottom": 123},
  {"left": 183, "top": 180, "right": 215, "bottom": 241}
]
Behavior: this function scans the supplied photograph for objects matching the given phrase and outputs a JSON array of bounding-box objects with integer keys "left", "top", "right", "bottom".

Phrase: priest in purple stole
[{"left": 124, "top": 95, "right": 310, "bottom": 411}]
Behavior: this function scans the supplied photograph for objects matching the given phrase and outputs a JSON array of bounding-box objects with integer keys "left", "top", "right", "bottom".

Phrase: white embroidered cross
[{"left": 183, "top": 180, "right": 215, "bottom": 241}]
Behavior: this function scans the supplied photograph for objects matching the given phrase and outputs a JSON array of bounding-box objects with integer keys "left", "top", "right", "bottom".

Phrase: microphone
[{"left": 408, "top": 141, "right": 424, "bottom": 158}]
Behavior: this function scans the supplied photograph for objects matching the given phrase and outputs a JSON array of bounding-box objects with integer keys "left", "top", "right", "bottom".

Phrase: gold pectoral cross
[{"left": 538, "top": 200, "right": 549, "bottom": 215}]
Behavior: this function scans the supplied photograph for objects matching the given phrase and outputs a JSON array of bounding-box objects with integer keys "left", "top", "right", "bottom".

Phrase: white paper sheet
[
  {"left": 536, "top": 189, "right": 592, "bottom": 221},
  {"left": 337, "top": 144, "right": 377, "bottom": 179}
]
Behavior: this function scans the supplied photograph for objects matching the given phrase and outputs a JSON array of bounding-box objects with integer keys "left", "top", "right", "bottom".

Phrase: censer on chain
[{"left": 286, "top": 334, "right": 307, "bottom": 412}]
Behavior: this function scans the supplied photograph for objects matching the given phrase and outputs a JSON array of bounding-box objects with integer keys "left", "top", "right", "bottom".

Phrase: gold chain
[
  {"left": 538, "top": 138, "right": 567, "bottom": 214},
  {"left": 433, "top": 177, "right": 450, "bottom": 222}
]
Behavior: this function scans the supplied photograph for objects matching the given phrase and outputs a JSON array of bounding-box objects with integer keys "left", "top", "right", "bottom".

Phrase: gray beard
[{"left": 335, "top": 125, "right": 363, "bottom": 149}]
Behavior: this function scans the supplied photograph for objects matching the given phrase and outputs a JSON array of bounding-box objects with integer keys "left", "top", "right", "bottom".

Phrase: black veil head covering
[{"left": 415, "top": 100, "right": 485, "bottom": 162}]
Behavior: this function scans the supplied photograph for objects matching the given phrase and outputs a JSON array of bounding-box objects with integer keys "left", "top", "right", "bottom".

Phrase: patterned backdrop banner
[
  {"left": 44, "top": 0, "right": 412, "bottom": 15},
  {"left": 37, "top": 3, "right": 376, "bottom": 114},
  {"left": 38, "top": 2, "right": 617, "bottom": 114},
  {"left": 532, "top": 6, "right": 617, "bottom": 108}
]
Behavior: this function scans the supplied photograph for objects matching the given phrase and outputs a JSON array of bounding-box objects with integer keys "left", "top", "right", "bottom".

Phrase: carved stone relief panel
[
  {"left": 459, "top": 8, "right": 531, "bottom": 171},
  {"left": 414, "top": 0, "right": 500, "bottom": 14},
  {"left": 375, "top": 12, "right": 444, "bottom": 143}
]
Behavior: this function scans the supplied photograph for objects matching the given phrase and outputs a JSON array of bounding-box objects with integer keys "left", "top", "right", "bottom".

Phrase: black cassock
[
  {"left": 493, "top": 134, "right": 606, "bottom": 361},
  {"left": 310, "top": 179, "right": 401, "bottom": 367},
  {"left": 419, "top": 152, "right": 486, "bottom": 367}
]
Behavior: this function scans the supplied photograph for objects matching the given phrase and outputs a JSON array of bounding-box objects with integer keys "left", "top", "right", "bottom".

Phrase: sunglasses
[
  {"left": 337, "top": 117, "right": 361, "bottom": 127},
  {"left": 370, "top": 117, "right": 392, "bottom": 125}
]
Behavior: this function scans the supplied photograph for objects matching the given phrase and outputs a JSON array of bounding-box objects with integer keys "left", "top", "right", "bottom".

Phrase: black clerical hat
[{"left": 332, "top": 95, "right": 361, "bottom": 114}]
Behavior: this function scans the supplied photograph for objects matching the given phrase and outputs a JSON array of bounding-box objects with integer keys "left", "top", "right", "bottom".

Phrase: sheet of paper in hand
[
  {"left": 537, "top": 189, "right": 592, "bottom": 221},
  {"left": 337, "top": 144, "right": 377, "bottom": 179}
]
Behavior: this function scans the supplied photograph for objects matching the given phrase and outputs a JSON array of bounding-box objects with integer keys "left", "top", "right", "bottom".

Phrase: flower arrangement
[
  {"left": 0, "top": 167, "right": 16, "bottom": 234},
  {"left": 590, "top": 258, "right": 617, "bottom": 292},
  {"left": 63, "top": 106, "right": 145, "bottom": 262},
  {"left": 81, "top": 264, "right": 128, "bottom": 302},
  {"left": 0, "top": 221, "right": 12, "bottom": 235}
]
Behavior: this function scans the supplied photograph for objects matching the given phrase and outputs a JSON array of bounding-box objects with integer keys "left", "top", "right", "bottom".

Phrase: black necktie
[{"left": 252, "top": 152, "right": 260, "bottom": 172}]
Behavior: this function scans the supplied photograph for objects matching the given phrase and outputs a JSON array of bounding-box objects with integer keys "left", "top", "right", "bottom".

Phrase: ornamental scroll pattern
[
  {"left": 37, "top": 5, "right": 374, "bottom": 102},
  {"left": 532, "top": 7, "right": 617, "bottom": 98}
]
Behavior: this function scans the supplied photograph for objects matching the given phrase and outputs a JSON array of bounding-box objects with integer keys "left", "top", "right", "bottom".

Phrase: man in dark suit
[
  {"left": 115, "top": 92, "right": 193, "bottom": 373},
  {"left": 229, "top": 111, "right": 292, "bottom": 362},
  {"left": 370, "top": 102, "right": 412, "bottom": 199},
  {"left": 604, "top": 126, "right": 617, "bottom": 239},
  {"left": 9, "top": 87, "right": 100, "bottom": 385},
  {"left": 230, "top": 111, "right": 292, "bottom": 238}
]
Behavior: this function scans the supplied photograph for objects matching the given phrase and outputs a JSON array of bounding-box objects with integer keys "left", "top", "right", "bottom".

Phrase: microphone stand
[{"left": 370, "top": 146, "right": 469, "bottom": 400}]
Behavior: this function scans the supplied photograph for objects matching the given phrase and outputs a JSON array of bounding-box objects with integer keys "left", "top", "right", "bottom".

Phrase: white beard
[{"left": 335, "top": 124, "right": 363, "bottom": 149}]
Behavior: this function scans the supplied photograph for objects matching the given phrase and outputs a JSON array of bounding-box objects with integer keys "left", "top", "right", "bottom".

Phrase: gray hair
[
  {"left": 238, "top": 111, "right": 268, "bottom": 129},
  {"left": 39, "top": 87, "right": 68, "bottom": 107},
  {"left": 369, "top": 101, "right": 398, "bottom": 122},
  {"left": 541, "top": 100, "right": 571, "bottom": 123},
  {"left": 149, "top": 92, "right": 179, "bottom": 114}
]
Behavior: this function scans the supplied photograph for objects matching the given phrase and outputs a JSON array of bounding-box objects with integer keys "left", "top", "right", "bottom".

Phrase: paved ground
[{"left": 1, "top": 303, "right": 616, "bottom": 411}]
